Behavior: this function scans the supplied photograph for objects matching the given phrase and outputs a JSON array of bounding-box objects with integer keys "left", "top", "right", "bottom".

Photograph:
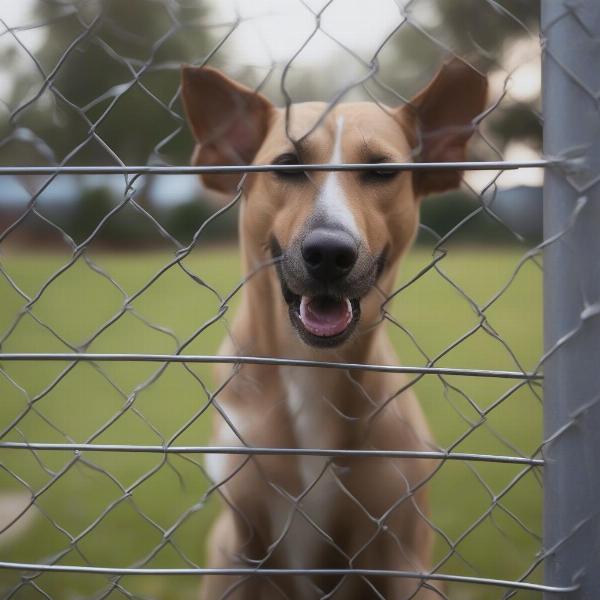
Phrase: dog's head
[{"left": 181, "top": 60, "right": 487, "bottom": 348}]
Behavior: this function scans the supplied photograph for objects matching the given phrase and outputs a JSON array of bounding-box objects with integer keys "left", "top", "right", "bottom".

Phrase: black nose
[{"left": 301, "top": 228, "right": 358, "bottom": 282}]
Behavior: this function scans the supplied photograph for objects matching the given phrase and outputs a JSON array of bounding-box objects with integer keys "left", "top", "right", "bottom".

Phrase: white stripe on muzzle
[{"left": 314, "top": 116, "right": 359, "bottom": 236}]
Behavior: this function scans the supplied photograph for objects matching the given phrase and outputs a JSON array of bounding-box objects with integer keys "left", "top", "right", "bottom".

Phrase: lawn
[{"left": 0, "top": 241, "right": 543, "bottom": 599}]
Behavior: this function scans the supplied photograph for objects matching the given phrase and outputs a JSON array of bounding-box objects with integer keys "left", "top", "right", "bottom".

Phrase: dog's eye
[
  {"left": 362, "top": 164, "right": 398, "bottom": 182},
  {"left": 273, "top": 153, "right": 305, "bottom": 179}
]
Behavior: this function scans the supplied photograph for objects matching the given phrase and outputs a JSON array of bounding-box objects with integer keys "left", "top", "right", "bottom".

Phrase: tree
[
  {"left": 2, "top": 0, "right": 216, "bottom": 167},
  {"left": 380, "top": 0, "right": 541, "bottom": 150}
]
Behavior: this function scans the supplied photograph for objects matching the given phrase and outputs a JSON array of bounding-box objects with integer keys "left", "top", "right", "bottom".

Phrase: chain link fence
[{"left": 0, "top": 0, "right": 596, "bottom": 598}]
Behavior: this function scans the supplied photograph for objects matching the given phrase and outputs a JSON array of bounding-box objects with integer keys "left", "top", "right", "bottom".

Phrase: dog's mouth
[
  {"left": 271, "top": 235, "right": 382, "bottom": 348},
  {"left": 300, "top": 296, "right": 353, "bottom": 337},
  {"left": 281, "top": 280, "right": 361, "bottom": 347}
]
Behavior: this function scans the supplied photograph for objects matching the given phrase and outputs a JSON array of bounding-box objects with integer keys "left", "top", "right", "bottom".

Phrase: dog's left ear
[
  {"left": 405, "top": 58, "right": 488, "bottom": 196},
  {"left": 181, "top": 66, "right": 274, "bottom": 193}
]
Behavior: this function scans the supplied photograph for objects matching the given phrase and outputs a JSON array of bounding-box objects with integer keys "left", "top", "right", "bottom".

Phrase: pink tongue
[{"left": 299, "top": 296, "right": 352, "bottom": 337}]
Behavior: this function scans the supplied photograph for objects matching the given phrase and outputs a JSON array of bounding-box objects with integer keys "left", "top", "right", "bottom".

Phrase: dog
[{"left": 181, "top": 58, "right": 487, "bottom": 600}]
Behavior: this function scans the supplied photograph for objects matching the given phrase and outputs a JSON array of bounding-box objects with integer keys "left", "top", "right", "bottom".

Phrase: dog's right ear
[{"left": 181, "top": 66, "right": 274, "bottom": 193}]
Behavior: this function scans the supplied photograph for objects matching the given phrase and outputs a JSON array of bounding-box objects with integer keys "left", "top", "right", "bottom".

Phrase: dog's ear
[
  {"left": 181, "top": 66, "right": 274, "bottom": 193},
  {"left": 406, "top": 58, "right": 488, "bottom": 196}
]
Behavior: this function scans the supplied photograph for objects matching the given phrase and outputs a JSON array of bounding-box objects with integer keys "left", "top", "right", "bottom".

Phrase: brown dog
[{"left": 181, "top": 59, "right": 487, "bottom": 600}]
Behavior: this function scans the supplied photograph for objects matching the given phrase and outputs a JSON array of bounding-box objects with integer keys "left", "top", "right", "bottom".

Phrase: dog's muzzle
[{"left": 271, "top": 232, "right": 386, "bottom": 348}]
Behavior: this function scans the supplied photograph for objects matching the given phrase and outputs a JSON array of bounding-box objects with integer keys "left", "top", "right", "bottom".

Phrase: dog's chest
[
  {"left": 283, "top": 371, "right": 345, "bottom": 528},
  {"left": 284, "top": 371, "right": 341, "bottom": 484},
  {"left": 285, "top": 375, "right": 329, "bottom": 448},
  {"left": 278, "top": 373, "right": 344, "bottom": 568}
]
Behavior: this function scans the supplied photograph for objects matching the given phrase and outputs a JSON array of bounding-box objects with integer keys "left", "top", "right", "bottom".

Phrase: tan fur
[{"left": 181, "top": 59, "right": 487, "bottom": 600}]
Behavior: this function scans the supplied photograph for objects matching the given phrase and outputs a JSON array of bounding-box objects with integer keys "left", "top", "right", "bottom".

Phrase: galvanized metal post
[{"left": 542, "top": 2, "right": 600, "bottom": 599}]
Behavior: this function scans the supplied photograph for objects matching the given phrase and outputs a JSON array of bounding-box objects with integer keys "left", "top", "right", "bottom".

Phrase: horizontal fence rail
[
  {"left": 0, "top": 160, "right": 555, "bottom": 176},
  {"left": 0, "top": 353, "right": 543, "bottom": 380},
  {"left": 0, "top": 442, "right": 544, "bottom": 465},
  {"left": 0, "top": 563, "right": 578, "bottom": 594}
]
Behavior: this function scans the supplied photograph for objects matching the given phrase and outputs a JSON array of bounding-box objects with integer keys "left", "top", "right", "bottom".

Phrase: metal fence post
[{"left": 542, "top": 2, "right": 600, "bottom": 598}]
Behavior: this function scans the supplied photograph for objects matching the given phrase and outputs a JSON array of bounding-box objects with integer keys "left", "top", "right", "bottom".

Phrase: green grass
[{"left": 0, "top": 243, "right": 543, "bottom": 599}]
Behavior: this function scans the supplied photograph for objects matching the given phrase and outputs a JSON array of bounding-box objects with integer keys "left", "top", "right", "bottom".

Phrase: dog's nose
[{"left": 301, "top": 228, "right": 358, "bottom": 281}]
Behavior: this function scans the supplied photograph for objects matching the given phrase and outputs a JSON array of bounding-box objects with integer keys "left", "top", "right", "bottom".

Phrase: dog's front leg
[{"left": 200, "top": 509, "right": 277, "bottom": 600}]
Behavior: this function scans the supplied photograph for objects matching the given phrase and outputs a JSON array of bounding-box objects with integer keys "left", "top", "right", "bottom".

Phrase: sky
[
  {"left": 0, "top": 0, "right": 542, "bottom": 188},
  {"left": 211, "top": 0, "right": 405, "bottom": 66},
  {"left": 0, "top": 0, "right": 406, "bottom": 68}
]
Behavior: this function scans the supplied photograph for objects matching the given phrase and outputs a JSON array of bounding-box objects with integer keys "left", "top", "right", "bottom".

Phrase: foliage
[
  {"left": 381, "top": 0, "right": 541, "bottom": 148},
  {"left": 3, "top": 0, "right": 213, "bottom": 167}
]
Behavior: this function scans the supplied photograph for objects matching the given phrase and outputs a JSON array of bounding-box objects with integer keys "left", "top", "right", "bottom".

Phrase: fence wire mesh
[{"left": 0, "top": 0, "right": 593, "bottom": 598}]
